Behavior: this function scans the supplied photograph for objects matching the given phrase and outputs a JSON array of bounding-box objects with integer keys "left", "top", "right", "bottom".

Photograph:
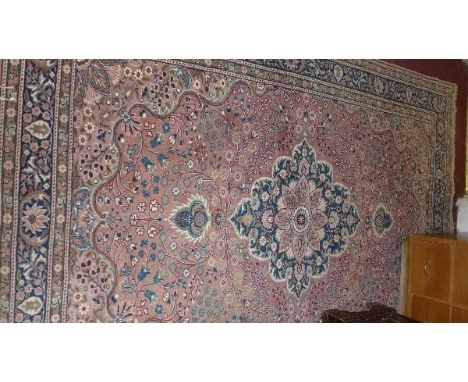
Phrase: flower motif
[
  {"left": 84, "top": 121, "right": 94, "bottom": 133},
  {"left": 144, "top": 66, "right": 153, "bottom": 76},
  {"left": 21, "top": 201, "right": 49, "bottom": 235},
  {"left": 4, "top": 160, "right": 14, "bottom": 171},
  {"left": 147, "top": 226, "right": 157, "bottom": 238},
  {"left": 73, "top": 292, "right": 82, "bottom": 302},
  {"left": 144, "top": 290, "right": 156, "bottom": 303},
  {"left": 123, "top": 67, "right": 132, "bottom": 77},
  {"left": 6, "top": 107, "right": 16, "bottom": 118},
  {"left": 168, "top": 195, "right": 210, "bottom": 242},
  {"left": 150, "top": 200, "right": 160, "bottom": 212},
  {"left": 83, "top": 106, "right": 93, "bottom": 118},
  {"left": 131, "top": 256, "right": 139, "bottom": 267},
  {"left": 59, "top": 113, "right": 69, "bottom": 125},
  {"left": 373, "top": 77, "right": 385, "bottom": 95},
  {"left": 274, "top": 177, "right": 328, "bottom": 263},
  {"left": 78, "top": 134, "right": 88, "bottom": 146},
  {"left": 231, "top": 140, "right": 359, "bottom": 298},
  {"left": 281, "top": 59, "right": 305, "bottom": 71},
  {"left": 53, "top": 263, "right": 63, "bottom": 273},
  {"left": 129, "top": 214, "right": 138, "bottom": 225},
  {"left": 162, "top": 122, "right": 171, "bottom": 133},
  {"left": 78, "top": 303, "right": 90, "bottom": 316},
  {"left": 58, "top": 164, "right": 67, "bottom": 174},
  {"left": 373, "top": 205, "right": 392, "bottom": 237},
  {"left": 2, "top": 213, "right": 12, "bottom": 225},
  {"left": 134, "top": 69, "right": 143, "bottom": 81}
]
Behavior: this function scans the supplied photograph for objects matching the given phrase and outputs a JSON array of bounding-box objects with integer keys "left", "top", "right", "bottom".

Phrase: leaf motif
[
  {"left": 25, "top": 120, "right": 51, "bottom": 139},
  {"left": 74, "top": 75, "right": 86, "bottom": 106},
  {"left": 88, "top": 60, "right": 111, "bottom": 96},
  {"left": 17, "top": 296, "right": 43, "bottom": 316}
]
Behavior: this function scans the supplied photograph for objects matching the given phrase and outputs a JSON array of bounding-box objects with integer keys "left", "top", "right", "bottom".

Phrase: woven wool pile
[{"left": 0, "top": 59, "right": 456, "bottom": 322}]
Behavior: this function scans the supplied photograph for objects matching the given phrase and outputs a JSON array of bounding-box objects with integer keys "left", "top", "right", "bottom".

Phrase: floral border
[{"left": 0, "top": 60, "right": 75, "bottom": 322}]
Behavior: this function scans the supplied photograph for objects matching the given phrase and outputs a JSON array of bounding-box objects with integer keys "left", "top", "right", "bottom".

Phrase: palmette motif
[{"left": 0, "top": 59, "right": 456, "bottom": 322}]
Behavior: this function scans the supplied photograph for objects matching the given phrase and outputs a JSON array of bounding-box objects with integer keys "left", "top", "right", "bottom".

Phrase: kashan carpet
[{"left": 0, "top": 59, "right": 456, "bottom": 322}]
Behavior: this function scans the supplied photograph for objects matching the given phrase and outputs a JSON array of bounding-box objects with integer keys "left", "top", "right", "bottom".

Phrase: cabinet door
[
  {"left": 451, "top": 306, "right": 468, "bottom": 323},
  {"left": 409, "top": 238, "right": 451, "bottom": 302},
  {"left": 411, "top": 295, "right": 450, "bottom": 323},
  {"left": 452, "top": 243, "right": 468, "bottom": 307}
]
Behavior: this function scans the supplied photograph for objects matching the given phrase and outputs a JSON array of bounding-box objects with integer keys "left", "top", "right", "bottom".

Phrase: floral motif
[
  {"left": 67, "top": 250, "right": 115, "bottom": 323},
  {"left": 17, "top": 296, "right": 43, "bottom": 316},
  {"left": 231, "top": 140, "right": 359, "bottom": 297},
  {"left": 71, "top": 187, "right": 97, "bottom": 251},
  {"left": 189, "top": 283, "right": 224, "bottom": 322},
  {"left": 21, "top": 197, "right": 50, "bottom": 237},
  {"left": 274, "top": 178, "right": 328, "bottom": 259},
  {"left": 373, "top": 205, "right": 392, "bottom": 237},
  {"left": 168, "top": 195, "right": 211, "bottom": 242},
  {"left": 74, "top": 60, "right": 119, "bottom": 105}
]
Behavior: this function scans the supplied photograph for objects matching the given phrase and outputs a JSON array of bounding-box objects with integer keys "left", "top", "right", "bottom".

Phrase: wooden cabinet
[{"left": 402, "top": 233, "right": 468, "bottom": 322}]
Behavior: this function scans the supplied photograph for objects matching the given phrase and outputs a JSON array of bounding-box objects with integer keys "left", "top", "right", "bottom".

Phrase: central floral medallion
[{"left": 231, "top": 140, "right": 359, "bottom": 298}]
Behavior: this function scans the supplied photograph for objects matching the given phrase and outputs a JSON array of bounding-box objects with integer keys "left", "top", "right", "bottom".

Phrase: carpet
[{"left": 0, "top": 59, "right": 457, "bottom": 322}]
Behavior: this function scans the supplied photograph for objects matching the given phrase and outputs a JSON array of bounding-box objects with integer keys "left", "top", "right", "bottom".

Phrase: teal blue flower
[
  {"left": 162, "top": 122, "right": 170, "bottom": 133},
  {"left": 127, "top": 144, "right": 138, "bottom": 155},
  {"left": 137, "top": 267, "right": 151, "bottom": 281},
  {"left": 144, "top": 290, "right": 156, "bottom": 302},
  {"left": 150, "top": 133, "right": 163, "bottom": 148},
  {"left": 155, "top": 304, "right": 163, "bottom": 314},
  {"left": 120, "top": 264, "right": 131, "bottom": 276},
  {"left": 153, "top": 270, "right": 164, "bottom": 284},
  {"left": 158, "top": 154, "right": 169, "bottom": 166},
  {"left": 141, "top": 157, "right": 155, "bottom": 171}
]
